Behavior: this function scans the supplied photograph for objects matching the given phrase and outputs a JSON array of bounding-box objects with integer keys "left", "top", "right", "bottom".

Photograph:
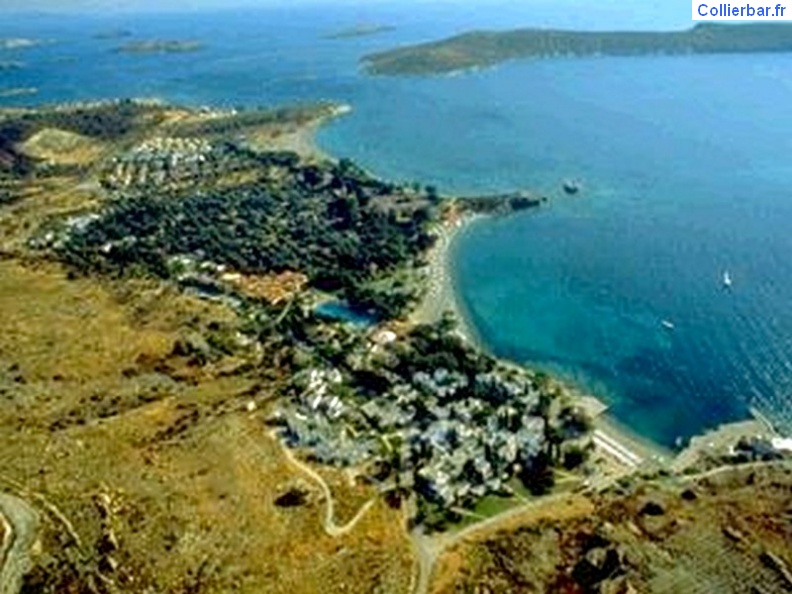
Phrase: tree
[
  {"left": 558, "top": 406, "right": 592, "bottom": 439},
  {"left": 519, "top": 452, "right": 555, "bottom": 496},
  {"left": 562, "top": 445, "right": 590, "bottom": 470},
  {"left": 425, "top": 185, "right": 440, "bottom": 204}
]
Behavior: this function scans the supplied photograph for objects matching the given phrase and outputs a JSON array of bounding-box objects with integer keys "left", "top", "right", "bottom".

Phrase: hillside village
[{"left": 272, "top": 320, "right": 555, "bottom": 511}]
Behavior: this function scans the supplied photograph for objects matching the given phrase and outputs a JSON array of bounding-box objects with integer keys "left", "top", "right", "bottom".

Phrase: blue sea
[{"left": 3, "top": 4, "right": 792, "bottom": 447}]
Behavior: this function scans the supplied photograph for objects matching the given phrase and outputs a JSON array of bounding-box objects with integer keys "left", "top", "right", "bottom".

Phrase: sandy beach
[
  {"left": 252, "top": 103, "right": 352, "bottom": 161},
  {"left": 409, "top": 214, "right": 478, "bottom": 328}
]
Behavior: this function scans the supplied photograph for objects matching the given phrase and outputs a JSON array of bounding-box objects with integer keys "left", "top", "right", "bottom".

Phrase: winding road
[
  {"left": 273, "top": 434, "right": 375, "bottom": 537},
  {"left": 0, "top": 493, "right": 38, "bottom": 594}
]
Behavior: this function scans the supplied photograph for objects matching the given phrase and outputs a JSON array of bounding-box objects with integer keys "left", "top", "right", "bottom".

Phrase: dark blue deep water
[{"left": 3, "top": 6, "right": 791, "bottom": 446}]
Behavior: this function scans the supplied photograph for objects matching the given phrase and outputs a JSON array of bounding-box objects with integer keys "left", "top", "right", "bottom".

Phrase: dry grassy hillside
[
  {"left": 0, "top": 102, "right": 414, "bottom": 594},
  {"left": 431, "top": 464, "right": 792, "bottom": 593},
  {"left": 0, "top": 259, "right": 413, "bottom": 594}
]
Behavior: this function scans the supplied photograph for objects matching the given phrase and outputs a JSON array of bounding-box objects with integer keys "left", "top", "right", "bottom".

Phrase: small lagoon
[{"left": 314, "top": 301, "right": 378, "bottom": 327}]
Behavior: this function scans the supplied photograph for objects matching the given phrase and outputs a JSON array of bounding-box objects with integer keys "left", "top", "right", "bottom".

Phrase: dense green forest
[
  {"left": 363, "top": 23, "right": 792, "bottom": 75},
  {"left": 0, "top": 100, "right": 154, "bottom": 143},
  {"left": 58, "top": 154, "right": 437, "bottom": 318}
]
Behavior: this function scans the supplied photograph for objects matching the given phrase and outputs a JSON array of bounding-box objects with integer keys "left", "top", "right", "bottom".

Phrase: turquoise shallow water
[
  {"left": 3, "top": 6, "right": 792, "bottom": 447},
  {"left": 320, "top": 54, "right": 792, "bottom": 447}
]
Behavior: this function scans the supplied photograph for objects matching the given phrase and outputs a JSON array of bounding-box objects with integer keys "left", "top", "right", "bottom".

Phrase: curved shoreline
[
  {"left": 310, "top": 113, "right": 781, "bottom": 471},
  {"left": 409, "top": 212, "right": 480, "bottom": 331},
  {"left": 255, "top": 103, "right": 352, "bottom": 162},
  {"left": 407, "top": 207, "right": 675, "bottom": 467},
  {"left": 406, "top": 201, "right": 786, "bottom": 467}
]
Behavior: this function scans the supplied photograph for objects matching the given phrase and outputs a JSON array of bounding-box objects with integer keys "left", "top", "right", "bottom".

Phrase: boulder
[{"left": 639, "top": 500, "right": 665, "bottom": 516}]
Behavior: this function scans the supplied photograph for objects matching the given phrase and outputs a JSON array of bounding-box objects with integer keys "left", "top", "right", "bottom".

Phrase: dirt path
[
  {"left": 409, "top": 528, "right": 441, "bottom": 594},
  {"left": 0, "top": 493, "right": 38, "bottom": 594},
  {"left": 274, "top": 434, "right": 375, "bottom": 537}
]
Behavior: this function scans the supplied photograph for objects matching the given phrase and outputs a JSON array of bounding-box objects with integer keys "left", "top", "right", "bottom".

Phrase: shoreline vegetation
[{"left": 362, "top": 22, "right": 792, "bottom": 76}]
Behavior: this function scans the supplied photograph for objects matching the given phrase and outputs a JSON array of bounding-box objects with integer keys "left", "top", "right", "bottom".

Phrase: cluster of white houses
[
  {"left": 273, "top": 355, "right": 548, "bottom": 508},
  {"left": 102, "top": 137, "right": 248, "bottom": 189}
]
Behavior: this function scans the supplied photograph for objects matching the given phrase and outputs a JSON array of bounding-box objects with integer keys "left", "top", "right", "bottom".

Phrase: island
[
  {"left": 1, "top": 98, "right": 790, "bottom": 594},
  {"left": 114, "top": 39, "right": 204, "bottom": 54},
  {"left": 324, "top": 23, "right": 396, "bottom": 40},
  {"left": 362, "top": 23, "right": 792, "bottom": 76}
]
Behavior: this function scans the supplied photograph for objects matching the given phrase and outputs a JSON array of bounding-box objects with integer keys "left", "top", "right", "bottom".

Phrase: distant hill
[{"left": 363, "top": 23, "right": 792, "bottom": 76}]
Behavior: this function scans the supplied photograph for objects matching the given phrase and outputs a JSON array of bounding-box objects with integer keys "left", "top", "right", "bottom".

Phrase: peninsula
[{"left": 363, "top": 22, "right": 792, "bottom": 76}]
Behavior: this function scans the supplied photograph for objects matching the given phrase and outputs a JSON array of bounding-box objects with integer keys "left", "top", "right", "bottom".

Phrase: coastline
[
  {"left": 408, "top": 210, "right": 480, "bottom": 330},
  {"left": 252, "top": 103, "right": 352, "bottom": 162},
  {"left": 408, "top": 206, "right": 672, "bottom": 471},
  {"left": 306, "top": 114, "right": 769, "bottom": 476}
]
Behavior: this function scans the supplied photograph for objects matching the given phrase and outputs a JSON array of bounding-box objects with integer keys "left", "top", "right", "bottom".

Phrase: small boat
[
  {"left": 661, "top": 319, "right": 675, "bottom": 330},
  {"left": 723, "top": 270, "right": 733, "bottom": 289},
  {"left": 562, "top": 179, "right": 582, "bottom": 195}
]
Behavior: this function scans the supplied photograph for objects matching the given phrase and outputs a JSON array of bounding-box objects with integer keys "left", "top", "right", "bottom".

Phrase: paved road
[
  {"left": 0, "top": 493, "right": 38, "bottom": 594},
  {"left": 408, "top": 491, "right": 579, "bottom": 594},
  {"left": 408, "top": 459, "right": 792, "bottom": 594}
]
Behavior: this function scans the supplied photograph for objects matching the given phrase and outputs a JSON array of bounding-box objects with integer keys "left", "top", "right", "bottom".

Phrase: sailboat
[
  {"left": 723, "top": 270, "right": 733, "bottom": 289},
  {"left": 661, "top": 319, "right": 675, "bottom": 330}
]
